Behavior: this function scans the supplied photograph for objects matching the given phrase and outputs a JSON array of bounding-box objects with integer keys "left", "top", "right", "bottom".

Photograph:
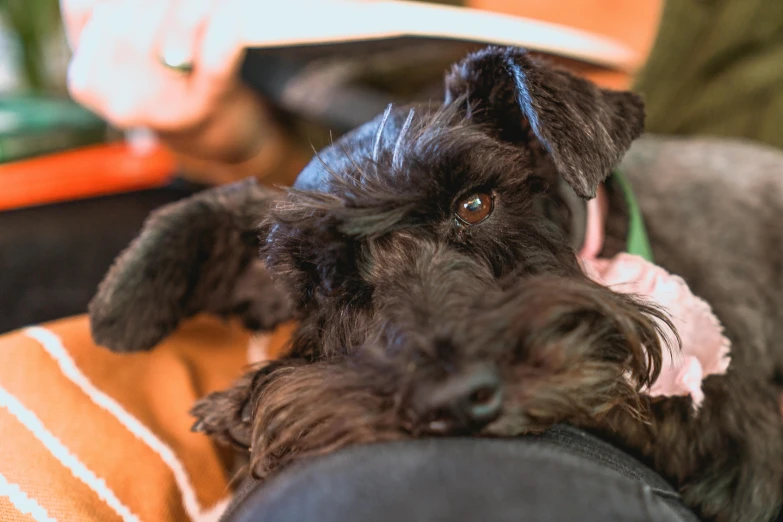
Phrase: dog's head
[
  {"left": 260, "top": 47, "right": 670, "bottom": 438},
  {"left": 90, "top": 47, "right": 672, "bottom": 470}
]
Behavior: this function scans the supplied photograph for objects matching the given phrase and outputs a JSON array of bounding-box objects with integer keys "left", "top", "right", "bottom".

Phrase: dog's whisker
[
  {"left": 392, "top": 108, "right": 415, "bottom": 172},
  {"left": 337, "top": 142, "right": 367, "bottom": 186},
  {"left": 372, "top": 103, "right": 393, "bottom": 163},
  {"left": 308, "top": 142, "right": 344, "bottom": 184}
]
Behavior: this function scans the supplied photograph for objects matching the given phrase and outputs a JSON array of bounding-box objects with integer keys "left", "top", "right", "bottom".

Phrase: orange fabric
[
  {"left": 0, "top": 314, "right": 293, "bottom": 522},
  {"left": 469, "top": 0, "right": 663, "bottom": 61},
  {"left": 0, "top": 409, "right": 125, "bottom": 522},
  {"left": 0, "top": 495, "right": 37, "bottom": 522},
  {"left": 470, "top": 0, "right": 664, "bottom": 90}
]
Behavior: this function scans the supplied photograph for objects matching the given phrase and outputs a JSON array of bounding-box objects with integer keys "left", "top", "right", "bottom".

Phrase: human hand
[{"left": 61, "top": 0, "right": 250, "bottom": 133}]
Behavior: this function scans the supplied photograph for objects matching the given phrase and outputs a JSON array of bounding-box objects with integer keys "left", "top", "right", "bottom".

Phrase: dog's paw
[
  {"left": 190, "top": 360, "right": 300, "bottom": 450},
  {"left": 190, "top": 374, "right": 256, "bottom": 450}
]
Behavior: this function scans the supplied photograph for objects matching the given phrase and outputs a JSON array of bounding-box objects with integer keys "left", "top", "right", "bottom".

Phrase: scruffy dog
[{"left": 89, "top": 47, "right": 783, "bottom": 522}]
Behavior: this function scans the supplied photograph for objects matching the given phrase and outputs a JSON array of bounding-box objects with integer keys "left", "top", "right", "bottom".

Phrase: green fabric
[
  {"left": 0, "top": 95, "right": 104, "bottom": 133},
  {"left": 634, "top": 0, "right": 783, "bottom": 150},
  {"left": 613, "top": 172, "right": 654, "bottom": 263},
  {"left": 0, "top": 95, "right": 107, "bottom": 163}
]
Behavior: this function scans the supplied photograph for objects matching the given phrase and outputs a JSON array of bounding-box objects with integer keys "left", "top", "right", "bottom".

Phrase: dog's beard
[
  {"left": 392, "top": 272, "right": 671, "bottom": 436},
  {"left": 476, "top": 275, "right": 671, "bottom": 435},
  {"left": 230, "top": 265, "right": 673, "bottom": 479}
]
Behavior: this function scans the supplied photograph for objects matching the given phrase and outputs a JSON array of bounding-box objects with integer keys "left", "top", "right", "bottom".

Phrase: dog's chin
[{"left": 478, "top": 392, "right": 629, "bottom": 438}]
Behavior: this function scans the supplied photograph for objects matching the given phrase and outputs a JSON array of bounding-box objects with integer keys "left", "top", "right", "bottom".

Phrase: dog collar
[{"left": 612, "top": 171, "right": 654, "bottom": 263}]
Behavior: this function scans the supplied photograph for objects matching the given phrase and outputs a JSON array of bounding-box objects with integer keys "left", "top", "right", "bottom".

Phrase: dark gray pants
[{"left": 222, "top": 425, "right": 702, "bottom": 522}]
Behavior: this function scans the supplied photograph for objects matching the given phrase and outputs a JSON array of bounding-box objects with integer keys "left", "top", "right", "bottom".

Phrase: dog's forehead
[{"left": 292, "top": 105, "right": 426, "bottom": 193}]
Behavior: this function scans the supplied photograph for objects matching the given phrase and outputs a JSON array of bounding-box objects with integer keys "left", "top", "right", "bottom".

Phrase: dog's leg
[
  {"left": 605, "top": 375, "right": 783, "bottom": 522},
  {"left": 190, "top": 359, "right": 303, "bottom": 450},
  {"left": 192, "top": 357, "right": 407, "bottom": 479},
  {"left": 89, "top": 178, "right": 293, "bottom": 352}
]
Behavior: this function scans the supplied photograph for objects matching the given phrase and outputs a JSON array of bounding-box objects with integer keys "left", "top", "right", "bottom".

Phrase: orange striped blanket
[{"left": 0, "top": 314, "right": 293, "bottom": 522}]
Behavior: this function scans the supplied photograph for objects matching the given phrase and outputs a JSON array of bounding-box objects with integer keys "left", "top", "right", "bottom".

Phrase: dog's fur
[{"left": 89, "top": 47, "right": 783, "bottom": 522}]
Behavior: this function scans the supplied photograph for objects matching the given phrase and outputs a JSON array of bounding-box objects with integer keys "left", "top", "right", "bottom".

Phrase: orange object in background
[
  {"left": 470, "top": 0, "right": 664, "bottom": 89},
  {"left": 470, "top": 0, "right": 663, "bottom": 58},
  {"left": 0, "top": 143, "right": 176, "bottom": 212}
]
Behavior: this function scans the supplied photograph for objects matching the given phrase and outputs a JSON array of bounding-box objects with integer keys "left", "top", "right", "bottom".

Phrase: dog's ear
[
  {"left": 88, "top": 178, "right": 292, "bottom": 353},
  {"left": 261, "top": 189, "right": 360, "bottom": 310},
  {"left": 444, "top": 46, "right": 645, "bottom": 199}
]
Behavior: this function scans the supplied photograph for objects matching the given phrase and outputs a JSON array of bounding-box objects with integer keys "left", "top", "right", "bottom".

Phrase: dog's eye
[{"left": 455, "top": 193, "right": 493, "bottom": 225}]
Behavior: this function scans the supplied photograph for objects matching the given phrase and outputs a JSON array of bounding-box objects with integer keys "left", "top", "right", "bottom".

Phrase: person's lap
[{"left": 222, "top": 425, "right": 701, "bottom": 522}]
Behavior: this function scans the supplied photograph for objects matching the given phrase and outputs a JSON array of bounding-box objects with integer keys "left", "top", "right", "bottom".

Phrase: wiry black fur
[
  {"left": 89, "top": 47, "right": 783, "bottom": 522},
  {"left": 89, "top": 178, "right": 292, "bottom": 351}
]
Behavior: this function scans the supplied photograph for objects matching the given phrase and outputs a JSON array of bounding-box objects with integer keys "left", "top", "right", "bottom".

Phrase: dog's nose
[{"left": 417, "top": 364, "right": 503, "bottom": 433}]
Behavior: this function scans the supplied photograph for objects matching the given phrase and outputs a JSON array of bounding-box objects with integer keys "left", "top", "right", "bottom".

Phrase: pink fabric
[{"left": 578, "top": 188, "right": 731, "bottom": 408}]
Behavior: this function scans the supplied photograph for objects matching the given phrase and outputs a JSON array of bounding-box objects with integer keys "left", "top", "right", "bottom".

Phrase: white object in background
[
  {"left": 125, "top": 127, "right": 160, "bottom": 156},
  {"left": 239, "top": 0, "right": 639, "bottom": 71}
]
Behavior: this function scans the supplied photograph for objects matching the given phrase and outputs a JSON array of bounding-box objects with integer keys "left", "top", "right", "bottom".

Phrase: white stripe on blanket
[
  {"left": 0, "top": 386, "right": 141, "bottom": 522},
  {"left": 0, "top": 471, "right": 58, "bottom": 522},
  {"left": 23, "top": 327, "right": 231, "bottom": 522}
]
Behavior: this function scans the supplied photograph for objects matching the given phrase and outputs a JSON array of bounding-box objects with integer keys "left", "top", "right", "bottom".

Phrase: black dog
[{"left": 89, "top": 47, "right": 783, "bottom": 522}]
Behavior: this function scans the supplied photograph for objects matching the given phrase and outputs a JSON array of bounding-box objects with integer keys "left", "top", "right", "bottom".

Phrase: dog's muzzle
[{"left": 411, "top": 363, "right": 504, "bottom": 434}]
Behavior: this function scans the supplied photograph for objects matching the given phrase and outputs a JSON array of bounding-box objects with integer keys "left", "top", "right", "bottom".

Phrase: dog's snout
[{"left": 417, "top": 364, "right": 503, "bottom": 433}]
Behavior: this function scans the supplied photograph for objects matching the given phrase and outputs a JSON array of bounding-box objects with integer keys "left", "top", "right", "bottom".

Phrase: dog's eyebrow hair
[
  {"left": 372, "top": 104, "right": 393, "bottom": 162},
  {"left": 392, "top": 108, "right": 415, "bottom": 171}
]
